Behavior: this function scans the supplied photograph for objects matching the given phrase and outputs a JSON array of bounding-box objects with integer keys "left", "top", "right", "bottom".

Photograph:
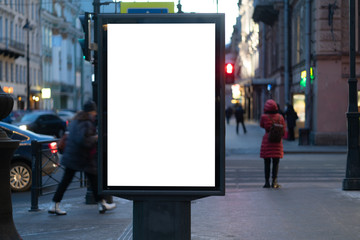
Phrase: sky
[
  {"left": 83, "top": 0, "right": 240, "bottom": 44},
  {"left": 171, "top": 0, "right": 239, "bottom": 43}
]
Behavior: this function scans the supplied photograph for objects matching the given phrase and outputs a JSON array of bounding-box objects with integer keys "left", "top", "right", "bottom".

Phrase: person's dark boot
[
  {"left": 272, "top": 178, "right": 281, "bottom": 188},
  {"left": 263, "top": 180, "right": 270, "bottom": 188},
  {"left": 271, "top": 158, "right": 280, "bottom": 188},
  {"left": 263, "top": 159, "right": 271, "bottom": 188}
]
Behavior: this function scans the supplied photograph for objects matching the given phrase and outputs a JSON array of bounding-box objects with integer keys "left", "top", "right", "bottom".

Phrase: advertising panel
[{"left": 98, "top": 14, "right": 225, "bottom": 198}]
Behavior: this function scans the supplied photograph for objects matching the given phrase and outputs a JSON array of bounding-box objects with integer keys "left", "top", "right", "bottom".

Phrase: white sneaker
[
  {"left": 48, "top": 202, "right": 67, "bottom": 215},
  {"left": 98, "top": 199, "right": 116, "bottom": 214}
]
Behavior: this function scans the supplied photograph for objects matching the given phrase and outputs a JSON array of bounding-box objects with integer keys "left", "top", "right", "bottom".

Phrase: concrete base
[
  {"left": 343, "top": 178, "right": 360, "bottom": 190},
  {"left": 133, "top": 200, "right": 191, "bottom": 240}
]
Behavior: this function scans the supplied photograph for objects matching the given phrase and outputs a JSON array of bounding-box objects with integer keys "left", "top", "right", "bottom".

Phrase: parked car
[
  {"left": 15, "top": 111, "right": 66, "bottom": 138},
  {"left": 57, "top": 110, "right": 75, "bottom": 127},
  {"left": 0, "top": 122, "right": 60, "bottom": 192}
]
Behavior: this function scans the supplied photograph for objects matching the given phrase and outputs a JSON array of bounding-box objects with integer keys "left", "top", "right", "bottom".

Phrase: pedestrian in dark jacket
[
  {"left": 285, "top": 104, "right": 298, "bottom": 141},
  {"left": 235, "top": 104, "right": 247, "bottom": 134},
  {"left": 260, "top": 99, "right": 286, "bottom": 188},
  {"left": 277, "top": 103, "right": 285, "bottom": 118},
  {"left": 225, "top": 106, "right": 233, "bottom": 125},
  {"left": 48, "top": 100, "right": 116, "bottom": 215}
]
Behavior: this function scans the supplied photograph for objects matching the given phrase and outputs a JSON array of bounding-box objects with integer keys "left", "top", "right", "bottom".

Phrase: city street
[{"left": 11, "top": 120, "right": 358, "bottom": 240}]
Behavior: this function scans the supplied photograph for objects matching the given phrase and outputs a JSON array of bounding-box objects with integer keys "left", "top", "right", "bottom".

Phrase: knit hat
[{"left": 83, "top": 100, "right": 97, "bottom": 112}]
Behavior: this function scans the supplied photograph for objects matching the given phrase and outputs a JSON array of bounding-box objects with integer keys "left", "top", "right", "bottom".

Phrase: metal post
[
  {"left": 343, "top": 0, "right": 360, "bottom": 190},
  {"left": 30, "top": 140, "right": 41, "bottom": 211},
  {"left": 304, "top": 0, "right": 312, "bottom": 130},
  {"left": 284, "top": 0, "right": 290, "bottom": 105},
  {"left": 299, "top": 0, "right": 312, "bottom": 145},
  {"left": 93, "top": 0, "right": 100, "bottom": 103},
  {"left": 24, "top": 19, "right": 31, "bottom": 111}
]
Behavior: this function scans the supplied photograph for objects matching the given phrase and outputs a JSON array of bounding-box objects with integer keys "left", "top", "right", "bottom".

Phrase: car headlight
[{"left": 19, "top": 125, "right": 27, "bottom": 130}]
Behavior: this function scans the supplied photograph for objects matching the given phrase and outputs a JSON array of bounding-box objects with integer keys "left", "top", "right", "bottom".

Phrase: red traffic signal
[
  {"left": 225, "top": 63, "right": 235, "bottom": 84},
  {"left": 225, "top": 63, "right": 234, "bottom": 75}
]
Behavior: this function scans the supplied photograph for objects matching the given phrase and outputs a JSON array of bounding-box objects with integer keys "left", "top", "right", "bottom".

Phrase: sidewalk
[
  {"left": 10, "top": 119, "right": 354, "bottom": 240},
  {"left": 225, "top": 119, "right": 347, "bottom": 156}
]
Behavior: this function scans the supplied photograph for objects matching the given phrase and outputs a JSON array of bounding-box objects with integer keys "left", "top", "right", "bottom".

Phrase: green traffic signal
[{"left": 78, "top": 13, "right": 91, "bottom": 61}]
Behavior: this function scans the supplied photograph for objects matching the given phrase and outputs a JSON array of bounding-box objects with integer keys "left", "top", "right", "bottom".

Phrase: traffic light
[
  {"left": 78, "top": 12, "right": 91, "bottom": 61},
  {"left": 225, "top": 63, "right": 235, "bottom": 84}
]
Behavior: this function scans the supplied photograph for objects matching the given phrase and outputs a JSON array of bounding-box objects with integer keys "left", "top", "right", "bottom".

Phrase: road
[{"left": 226, "top": 153, "right": 346, "bottom": 189}]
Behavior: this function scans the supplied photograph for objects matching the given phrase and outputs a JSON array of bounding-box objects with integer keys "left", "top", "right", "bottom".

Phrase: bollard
[
  {"left": 29, "top": 140, "right": 41, "bottom": 212},
  {"left": 0, "top": 86, "right": 22, "bottom": 239}
]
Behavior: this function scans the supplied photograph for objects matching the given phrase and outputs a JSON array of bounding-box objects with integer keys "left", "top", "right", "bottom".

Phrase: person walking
[
  {"left": 225, "top": 105, "right": 233, "bottom": 125},
  {"left": 48, "top": 100, "right": 116, "bottom": 215},
  {"left": 285, "top": 104, "right": 298, "bottom": 141},
  {"left": 260, "top": 99, "right": 286, "bottom": 188},
  {"left": 235, "top": 104, "right": 247, "bottom": 134}
]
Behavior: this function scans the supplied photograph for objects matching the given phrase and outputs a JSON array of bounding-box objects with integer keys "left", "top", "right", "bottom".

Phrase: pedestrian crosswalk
[{"left": 225, "top": 161, "right": 346, "bottom": 189}]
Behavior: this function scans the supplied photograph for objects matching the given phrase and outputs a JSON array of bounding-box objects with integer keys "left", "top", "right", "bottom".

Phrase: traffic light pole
[{"left": 93, "top": 0, "right": 100, "bottom": 103}]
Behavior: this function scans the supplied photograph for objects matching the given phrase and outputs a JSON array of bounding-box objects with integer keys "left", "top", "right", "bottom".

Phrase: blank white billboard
[{"left": 107, "top": 23, "right": 216, "bottom": 187}]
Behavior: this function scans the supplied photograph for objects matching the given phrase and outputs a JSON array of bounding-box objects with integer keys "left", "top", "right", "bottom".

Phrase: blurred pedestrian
[
  {"left": 235, "top": 104, "right": 247, "bottom": 134},
  {"left": 260, "top": 99, "right": 286, "bottom": 188},
  {"left": 285, "top": 104, "right": 298, "bottom": 141},
  {"left": 48, "top": 100, "right": 116, "bottom": 215},
  {"left": 225, "top": 105, "right": 233, "bottom": 124},
  {"left": 277, "top": 103, "right": 285, "bottom": 118}
]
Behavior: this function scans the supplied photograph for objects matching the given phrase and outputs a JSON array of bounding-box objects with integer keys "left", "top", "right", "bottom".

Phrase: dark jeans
[
  {"left": 264, "top": 158, "right": 280, "bottom": 180},
  {"left": 53, "top": 167, "right": 103, "bottom": 203},
  {"left": 236, "top": 120, "right": 247, "bottom": 134}
]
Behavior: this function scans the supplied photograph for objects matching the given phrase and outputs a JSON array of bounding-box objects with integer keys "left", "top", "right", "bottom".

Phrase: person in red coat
[{"left": 260, "top": 99, "right": 286, "bottom": 188}]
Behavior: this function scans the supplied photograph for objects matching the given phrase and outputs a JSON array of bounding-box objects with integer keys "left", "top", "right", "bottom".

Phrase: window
[
  {"left": 23, "top": 66, "right": 25, "bottom": 84},
  {"left": 5, "top": 19, "right": 8, "bottom": 43},
  {"left": 10, "top": 21, "right": 13, "bottom": 41},
  {"left": 0, "top": 17, "right": 3, "bottom": 40},
  {"left": 19, "top": 65, "right": 22, "bottom": 83},
  {"left": 15, "top": 24, "right": 17, "bottom": 42},
  {"left": 11, "top": 132, "right": 28, "bottom": 141},
  {"left": 5, "top": 62, "right": 8, "bottom": 82},
  {"left": 0, "top": 61, "right": 2, "bottom": 81},
  {"left": 34, "top": 68, "right": 36, "bottom": 85},
  {"left": 292, "top": 0, "right": 306, "bottom": 64},
  {"left": 10, "top": 63, "right": 13, "bottom": 82},
  {"left": 15, "top": 65, "right": 18, "bottom": 83}
]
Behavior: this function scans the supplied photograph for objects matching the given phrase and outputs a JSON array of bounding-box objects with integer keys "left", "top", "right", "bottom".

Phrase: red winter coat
[{"left": 260, "top": 100, "right": 286, "bottom": 159}]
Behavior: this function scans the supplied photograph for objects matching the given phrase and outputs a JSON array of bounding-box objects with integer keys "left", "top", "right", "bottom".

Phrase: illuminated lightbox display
[{"left": 98, "top": 14, "right": 225, "bottom": 196}]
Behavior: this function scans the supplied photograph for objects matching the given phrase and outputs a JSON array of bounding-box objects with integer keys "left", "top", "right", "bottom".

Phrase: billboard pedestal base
[{"left": 133, "top": 200, "right": 191, "bottom": 240}]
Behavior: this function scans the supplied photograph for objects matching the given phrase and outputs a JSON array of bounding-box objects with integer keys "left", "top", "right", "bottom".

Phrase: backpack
[{"left": 267, "top": 115, "right": 284, "bottom": 143}]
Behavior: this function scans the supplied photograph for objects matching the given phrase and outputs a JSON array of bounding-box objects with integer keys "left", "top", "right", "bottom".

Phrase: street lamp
[
  {"left": 23, "top": 19, "right": 32, "bottom": 111},
  {"left": 343, "top": 0, "right": 360, "bottom": 190},
  {"left": 112, "top": 0, "right": 121, "bottom": 13}
]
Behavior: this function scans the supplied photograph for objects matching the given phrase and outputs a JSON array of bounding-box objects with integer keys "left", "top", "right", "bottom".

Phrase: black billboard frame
[{"left": 97, "top": 13, "right": 225, "bottom": 200}]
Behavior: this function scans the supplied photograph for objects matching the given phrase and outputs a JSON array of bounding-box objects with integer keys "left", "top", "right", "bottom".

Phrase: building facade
[
  {"left": 235, "top": 0, "right": 355, "bottom": 145},
  {"left": 41, "top": 0, "right": 88, "bottom": 110},
  {"left": 0, "top": 0, "right": 41, "bottom": 110},
  {"left": 0, "top": 0, "right": 91, "bottom": 112}
]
